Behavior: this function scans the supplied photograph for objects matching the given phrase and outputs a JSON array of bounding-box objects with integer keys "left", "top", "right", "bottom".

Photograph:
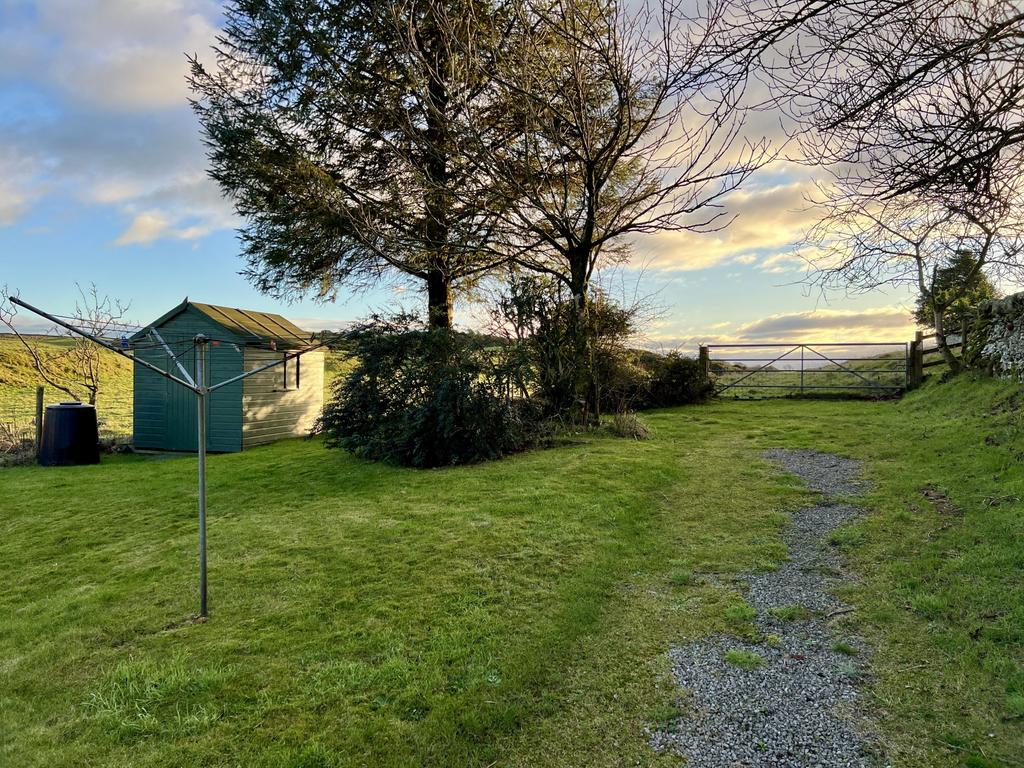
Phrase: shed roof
[{"left": 131, "top": 299, "right": 315, "bottom": 348}]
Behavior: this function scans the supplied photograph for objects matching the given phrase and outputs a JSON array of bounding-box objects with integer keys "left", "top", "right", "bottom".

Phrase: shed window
[{"left": 282, "top": 356, "right": 301, "bottom": 390}]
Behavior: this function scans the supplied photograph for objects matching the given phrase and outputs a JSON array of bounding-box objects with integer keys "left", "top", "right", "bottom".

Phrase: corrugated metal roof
[
  {"left": 129, "top": 299, "right": 315, "bottom": 348},
  {"left": 191, "top": 302, "right": 314, "bottom": 347}
]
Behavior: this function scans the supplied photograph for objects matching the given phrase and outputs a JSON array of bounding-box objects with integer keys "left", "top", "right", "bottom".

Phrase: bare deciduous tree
[
  {"left": 485, "top": 0, "right": 766, "bottom": 300},
  {"left": 474, "top": 0, "right": 768, "bottom": 416},
  {"left": 721, "top": 0, "right": 1024, "bottom": 201},
  {"left": 726, "top": 0, "right": 1024, "bottom": 370},
  {"left": 783, "top": 2, "right": 1024, "bottom": 211},
  {"left": 803, "top": 193, "right": 1023, "bottom": 370},
  {"left": 1, "top": 284, "right": 131, "bottom": 405}
]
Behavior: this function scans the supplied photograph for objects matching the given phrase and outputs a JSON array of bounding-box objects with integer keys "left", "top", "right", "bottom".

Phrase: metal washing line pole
[{"left": 11, "top": 296, "right": 328, "bottom": 619}]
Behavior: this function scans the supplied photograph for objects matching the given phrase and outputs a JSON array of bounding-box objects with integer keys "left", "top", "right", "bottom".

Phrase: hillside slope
[{"left": 0, "top": 335, "right": 133, "bottom": 437}]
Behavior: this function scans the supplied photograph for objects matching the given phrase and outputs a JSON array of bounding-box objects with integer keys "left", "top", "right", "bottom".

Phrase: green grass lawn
[{"left": 1, "top": 375, "right": 1022, "bottom": 766}]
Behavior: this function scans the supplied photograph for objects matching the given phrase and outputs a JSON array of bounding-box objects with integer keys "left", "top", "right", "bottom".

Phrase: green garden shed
[{"left": 129, "top": 300, "right": 325, "bottom": 452}]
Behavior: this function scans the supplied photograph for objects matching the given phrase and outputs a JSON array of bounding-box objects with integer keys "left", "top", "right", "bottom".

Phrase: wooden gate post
[
  {"left": 34, "top": 386, "right": 44, "bottom": 456},
  {"left": 699, "top": 345, "right": 710, "bottom": 386},
  {"left": 909, "top": 332, "right": 924, "bottom": 389}
]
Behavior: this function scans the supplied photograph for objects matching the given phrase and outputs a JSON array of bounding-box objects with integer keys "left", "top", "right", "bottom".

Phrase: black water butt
[{"left": 38, "top": 402, "right": 100, "bottom": 466}]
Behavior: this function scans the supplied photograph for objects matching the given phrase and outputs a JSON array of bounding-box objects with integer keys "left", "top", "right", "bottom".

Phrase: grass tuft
[
  {"left": 83, "top": 655, "right": 229, "bottom": 741},
  {"left": 724, "top": 649, "right": 764, "bottom": 670},
  {"left": 723, "top": 601, "right": 757, "bottom": 624},
  {"left": 609, "top": 411, "right": 652, "bottom": 440},
  {"left": 668, "top": 569, "right": 694, "bottom": 587},
  {"left": 646, "top": 701, "right": 680, "bottom": 730},
  {"left": 832, "top": 641, "right": 859, "bottom": 656},
  {"left": 768, "top": 604, "right": 811, "bottom": 622}
]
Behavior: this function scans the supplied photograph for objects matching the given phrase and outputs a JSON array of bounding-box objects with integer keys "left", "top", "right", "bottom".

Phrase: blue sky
[{"left": 0, "top": 0, "right": 919, "bottom": 348}]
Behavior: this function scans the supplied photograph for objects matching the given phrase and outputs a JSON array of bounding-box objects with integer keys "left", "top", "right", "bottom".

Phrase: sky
[{"left": 0, "top": 0, "right": 922, "bottom": 349}]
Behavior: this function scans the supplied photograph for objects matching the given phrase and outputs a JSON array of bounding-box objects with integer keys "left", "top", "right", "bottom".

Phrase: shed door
[
  {"left": 159, "top": 343, "right": 242, "bottom": 453},
  {"left": 165, "top": 347, "right": 200, "bottom": 451}
]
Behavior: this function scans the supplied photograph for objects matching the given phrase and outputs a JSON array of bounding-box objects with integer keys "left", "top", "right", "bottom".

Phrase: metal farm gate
[{"left": 701, "top": 342, "right": 910, "bottom": 398}]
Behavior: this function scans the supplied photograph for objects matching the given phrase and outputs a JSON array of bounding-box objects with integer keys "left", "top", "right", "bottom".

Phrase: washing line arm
[
  {"left": 9, "top": 296, "right": 200, "bottom": 393},
  {"left": 149, "top": 327, "right": 196, "bottom": 388},
  {"left": 207, "top": 341, "right": 329, "bottom": 392}
]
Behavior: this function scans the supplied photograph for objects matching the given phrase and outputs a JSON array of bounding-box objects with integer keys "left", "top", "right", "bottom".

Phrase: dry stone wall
[{"left": 977, "top": 291, "right": 1024, "bottom": 380}]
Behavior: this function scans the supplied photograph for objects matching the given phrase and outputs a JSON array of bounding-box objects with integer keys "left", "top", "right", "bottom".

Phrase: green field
[
  {"left": 1, "top": 373, "right": 1022, "bottom": 766},
  {"left": 0, "top": 335, "right": 134, "bottom": 439}
]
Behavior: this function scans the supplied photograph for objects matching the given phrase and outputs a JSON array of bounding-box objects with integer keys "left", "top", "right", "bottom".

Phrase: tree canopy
[{"left": 191, "top": 0, "right": 513, "bottom": 328}]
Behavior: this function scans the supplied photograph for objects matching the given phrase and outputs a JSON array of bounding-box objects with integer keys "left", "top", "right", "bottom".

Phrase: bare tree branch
[{"left": 1, "top": 284, "right": 131, "bottom": 405}]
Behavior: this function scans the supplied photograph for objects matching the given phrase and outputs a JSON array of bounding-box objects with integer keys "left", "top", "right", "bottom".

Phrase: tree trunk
[
  {"left": 426, "top": 269, "right": 453, "bottom": 330},
  {"left": 933, "top": 305, "right": 962, "bottom": 372},
  {"left": 422, "top": 17, "right": 452, "bottom": 333},
  {"left": 568, "top": 264, "right": 599, "bottom": 425}
]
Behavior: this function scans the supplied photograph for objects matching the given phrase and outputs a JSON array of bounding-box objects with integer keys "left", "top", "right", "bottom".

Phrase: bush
[
  {"left": 492, "top": 276, "right": 637, "bottom": 424},
  {"left": 645, "top": 353, "right": 714, "bottom": 408},
  {"left": 0, "top": 418, "right": 35, "bottom": 467},
  {"left": 318, "top": 317, "right": 541, "bottom": 467},
  {"left": 600, "top": 350, "right": 712, "bottom": 412}
]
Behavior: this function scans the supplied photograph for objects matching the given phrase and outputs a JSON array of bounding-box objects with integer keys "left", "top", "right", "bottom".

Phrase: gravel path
[{"left": 649, "top": 449, "right": 882, "bottom": 767}]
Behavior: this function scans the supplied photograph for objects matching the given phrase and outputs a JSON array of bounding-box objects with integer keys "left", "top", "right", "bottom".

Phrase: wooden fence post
[
  {"left": 909, "top": 331, "right": 924, "bottom": 389},
  {"left": 699, "top": 345, "right": 710, "bottom": 386},
  {"left": 34, "top": 386, "right": 44, "bottom": 456}
]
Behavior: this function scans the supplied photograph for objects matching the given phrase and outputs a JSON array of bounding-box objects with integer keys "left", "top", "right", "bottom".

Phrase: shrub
[
  {"left": 492, "top": 276, "right": 637, "bottom": 425},
  {"left": 318, "top": 317, "right": 541, "bottom": 468},
  {"left": 0, "top": 418, "right": 35, "bottom": 467},
  {"left": 600, "top": 350, "right": 713, "bottom": 412},
  {"left": 645, "top": 353, "right": 714, "bottom": 408},
  {"left": 609, "top": 411, "right": 652, "bottom": 440}
]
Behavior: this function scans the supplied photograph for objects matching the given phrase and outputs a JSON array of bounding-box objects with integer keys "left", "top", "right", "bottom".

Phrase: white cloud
[
  {"left": 88, "top": 179, "right": 147, "bottom": 205},
  {"left": 289, "top": 317, "right": 357, "bottom": 333},
  {"left": 111, "top": 172, "right": 238, "bottom": 246},
  {"left": 635, "top": 177, "right": 820, "bottom": 272},
  {"left": 760, "top": 252, "right": 807, "bottom": 274},
  {"left": 733, "top": 307, "right": 914, "bottom": 341},
  {"left": 0, "top": 147, "right": 46, "bottom": 227},
  {"left": 638, "top": 306, "right": 916, "bottom": 352},
  {"left": 0, "top": 1, "right": 232, "bottom": 242},
  {"left": 113, "top": 183, "right": 235, "bottom": 245},
  {"left": 0, "top": 181, "right": 32, "bottom": 227},
  {"left": 13, "top": 1, "right": 219, "bottom": 113},
  {"left": 115, "top": 211, "right": 171, "bottom": 245}
]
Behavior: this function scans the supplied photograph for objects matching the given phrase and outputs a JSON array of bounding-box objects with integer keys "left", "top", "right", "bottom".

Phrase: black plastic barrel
[{"left": 38, "top": 402, "right": 100, "bottom": 466}]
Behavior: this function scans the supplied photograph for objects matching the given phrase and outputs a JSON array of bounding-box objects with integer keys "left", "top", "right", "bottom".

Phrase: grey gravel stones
[{"left": 649, "top": 449, "right": 881, "bottom": 767}]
